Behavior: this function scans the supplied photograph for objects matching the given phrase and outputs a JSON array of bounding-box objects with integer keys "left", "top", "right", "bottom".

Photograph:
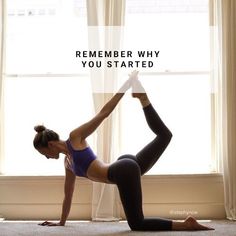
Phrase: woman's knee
[
  {"left": 128, "top": 219, "right": 144, "bottom": 231},
  {"left": 159, "top": 130, "right": 173, "bottom": 146}
]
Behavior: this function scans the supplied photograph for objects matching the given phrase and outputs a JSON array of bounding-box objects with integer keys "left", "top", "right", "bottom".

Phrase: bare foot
[
  {"left": 172, "top": 216, "right": 214, "bottom": 231},
  {"left": 131, "top": 79, "right": 150, "bottom": 107},
  {"left": 184, "top": 216, "right": 214, "bottom": 231},
  {"left": 128, "top": 70, "right": 139, "bottom": 80},
  {"left": 131, "top": 79, "right": 147, "bottom": 99}
]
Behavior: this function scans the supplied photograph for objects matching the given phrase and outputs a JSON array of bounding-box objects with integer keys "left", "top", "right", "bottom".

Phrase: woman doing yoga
[{"left": 33, "top": 71, "right": 214, "bottom": 231}]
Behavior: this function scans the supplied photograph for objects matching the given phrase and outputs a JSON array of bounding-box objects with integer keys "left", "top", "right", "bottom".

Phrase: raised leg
[
  {"left": 135, "top": 103, "right": 172, "bottom": 175},
  {"left": 118, "top": 79, "right": 172, "bottom": 175},
  {"left": 132, "top": 79, "right": 172, "bottom": 175}
]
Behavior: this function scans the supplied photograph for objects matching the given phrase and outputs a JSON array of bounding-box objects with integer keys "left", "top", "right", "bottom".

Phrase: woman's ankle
[
  {"left": 140, "top": 95, "right": 150, "bottom": 107},
  {"left": 172, "top": 221, "right": 187, "bottom": 231}
]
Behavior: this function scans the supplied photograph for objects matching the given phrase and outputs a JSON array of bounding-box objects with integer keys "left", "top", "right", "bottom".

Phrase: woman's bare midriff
[{"left": 86, "top": 159, "right": 112, "bottom": 184}]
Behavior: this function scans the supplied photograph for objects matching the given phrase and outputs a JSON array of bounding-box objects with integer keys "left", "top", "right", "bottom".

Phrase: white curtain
[
  {"left": 86, "top": 0, "right": 126, "bottom": 221},
  {"left": 210, "top": 0, "right": 236, "bottom": 220},
  {"left": 0, "top": 0, "right": 6, "bottom": 175}
]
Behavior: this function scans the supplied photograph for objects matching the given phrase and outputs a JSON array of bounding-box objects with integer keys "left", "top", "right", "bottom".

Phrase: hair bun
[{"left": 34, "top": 125, "right": 46, "bottom": 133}]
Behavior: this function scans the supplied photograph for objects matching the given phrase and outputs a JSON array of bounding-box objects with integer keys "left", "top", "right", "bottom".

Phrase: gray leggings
[{"left": 107, "top": 103, "right": 173, "bottom": 231}]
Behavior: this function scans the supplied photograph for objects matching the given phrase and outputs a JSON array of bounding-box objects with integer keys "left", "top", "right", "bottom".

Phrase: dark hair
[{"left": 33, "top": 125, "right": 59, "bottom": 149}]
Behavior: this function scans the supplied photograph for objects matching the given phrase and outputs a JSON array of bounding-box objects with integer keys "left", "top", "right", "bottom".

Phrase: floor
[{"left": 0, "top": 220, "right": 236, "bottom": 236}]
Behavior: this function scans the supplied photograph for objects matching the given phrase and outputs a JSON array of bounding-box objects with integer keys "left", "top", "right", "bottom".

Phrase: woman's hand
[{"left": 38, "top": 221, "right": 64, "bottom": 226}]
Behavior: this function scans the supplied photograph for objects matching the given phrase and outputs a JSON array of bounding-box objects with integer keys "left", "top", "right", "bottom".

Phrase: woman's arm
[
  {"left": 70, "top": 93, "right": 123, "bottom": 140},
  {"left": 39, "top": 168, "right": 76, "bottom": 226},
  {"left": 70, "top": 75, "right": 135, "bottom": 141},
  {"left": 59, "top": 168, "right": 76, "bottom": 225}
]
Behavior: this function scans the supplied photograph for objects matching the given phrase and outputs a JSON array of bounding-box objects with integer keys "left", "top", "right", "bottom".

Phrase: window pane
[
  {"left": 3, "top": 76, "right": 94, "bottom": 175},
  {"left": 6, "top": 0, "right": 87, "bottom": 74},
  {"left": 124, "top": 0, "right": 209, "bottom": 72}
]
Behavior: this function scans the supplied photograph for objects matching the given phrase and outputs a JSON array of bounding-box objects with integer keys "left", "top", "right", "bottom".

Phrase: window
[
  {"left": 3, "top": 0, "right": 212, "bottom": 175},
  {"left": 3, "top": 0, "right": 93, "bottom": 175},
  {"left": 120, "top": 0, "right": 212, "bottom": 174}
]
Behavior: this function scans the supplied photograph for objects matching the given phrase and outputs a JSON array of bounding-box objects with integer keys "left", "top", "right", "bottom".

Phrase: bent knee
[
  {"left": 128, "top": 220, "right": 144, "bottom": 231},
  {"left": 166, "top": 130, "right": 173, "bottom": 142},
  {"left": 160, "top": 130, "right": 172, "bottom": 145}
]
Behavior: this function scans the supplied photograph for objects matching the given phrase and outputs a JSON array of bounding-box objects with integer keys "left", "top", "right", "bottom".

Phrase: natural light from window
[{"left": 3, "top": 0, "right": 212, "bottom": 175}]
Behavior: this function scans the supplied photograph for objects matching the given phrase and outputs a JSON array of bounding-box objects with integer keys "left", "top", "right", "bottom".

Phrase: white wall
[{"left": 0, "top": 174, "right": 225, "bottom": 220}]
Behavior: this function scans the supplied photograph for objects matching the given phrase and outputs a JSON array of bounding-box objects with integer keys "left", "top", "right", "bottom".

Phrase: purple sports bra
[{"left": 64, "top": 139, "right": 97, "bottom": 177}]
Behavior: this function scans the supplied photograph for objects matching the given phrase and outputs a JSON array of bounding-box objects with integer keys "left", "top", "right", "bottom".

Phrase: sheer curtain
[
  {"left": 86, "top": 0, "right": 126, "bottom": 221},
  {"left": 0, "top": 0, "right": 6, "bottom": 175},
  {"left": 210, "top": 0, "right": 236, "bottom": 220}
]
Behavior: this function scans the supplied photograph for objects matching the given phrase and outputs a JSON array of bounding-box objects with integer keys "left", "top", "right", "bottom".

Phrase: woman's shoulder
[{"left": 67, "top": 135, "right": 89, "bottom": 151}]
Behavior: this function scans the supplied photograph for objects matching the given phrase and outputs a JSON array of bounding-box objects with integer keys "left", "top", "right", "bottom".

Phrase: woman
[{"left": 33, "top": 71, "right": 214, "bottom": 231}]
